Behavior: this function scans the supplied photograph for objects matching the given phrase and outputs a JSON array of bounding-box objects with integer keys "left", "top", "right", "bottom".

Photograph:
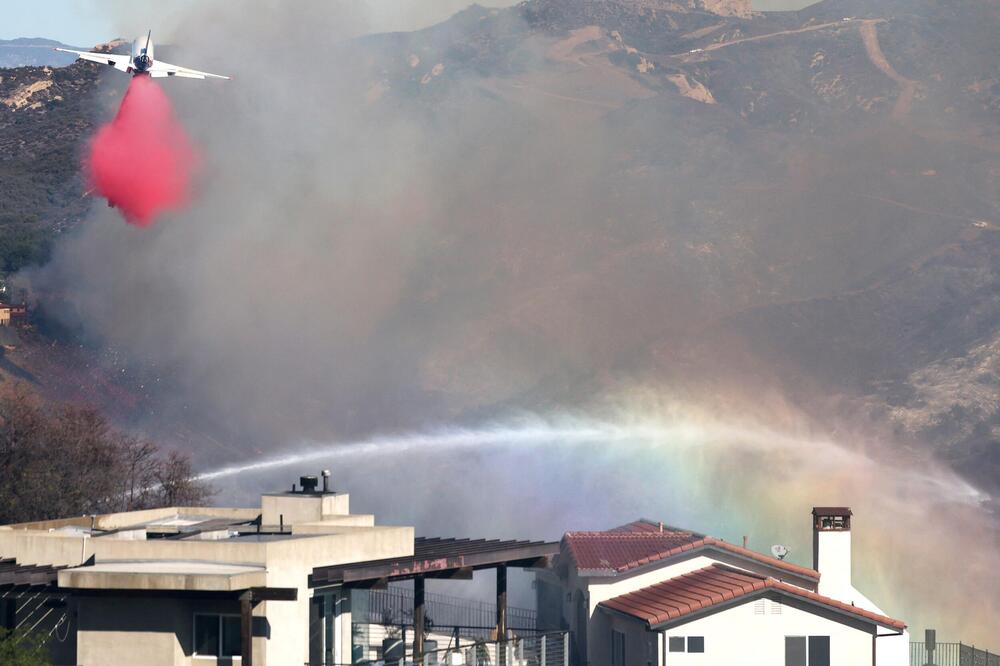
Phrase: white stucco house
[{"left": 536, "top": 507, "right": 908, "bottom": 666}]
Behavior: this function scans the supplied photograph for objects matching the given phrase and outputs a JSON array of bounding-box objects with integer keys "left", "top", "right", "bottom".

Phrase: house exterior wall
[
  {"left": 261, "top": 525, "right": 412, "bottom": 666},
  {"left": 591, "top": 603, "right": 661, "bottom": 666},
  {"left": 603, "top": 596, "right": 874, "bottom": 666},
  {"left": 75, "top": 596, "right": 245, "bottom": 666},
  {"left": 2, "top": 500, "right": 413, "bottom": 666},
  {"left": 552, "top": 550, "right": 819, "bottom": 665},
  {"left": 814, "top": 525, "right": 909, "bottom": 665}
]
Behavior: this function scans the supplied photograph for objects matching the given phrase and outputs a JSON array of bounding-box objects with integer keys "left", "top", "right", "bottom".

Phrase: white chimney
[{"left": 812, "top": 507, "right": 852, "bottom": 597}]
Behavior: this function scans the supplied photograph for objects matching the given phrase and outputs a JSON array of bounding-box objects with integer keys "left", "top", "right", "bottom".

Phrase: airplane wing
[
  {"left": 148, "top": 59, "right": 230, "bottom": 80},
  {"left": 54, "top": 48, "right": 132, "bottom": 73}
]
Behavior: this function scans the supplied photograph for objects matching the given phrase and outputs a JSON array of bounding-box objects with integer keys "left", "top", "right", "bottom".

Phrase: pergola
[{"left": 310, "top": 536, "right": 560, "bottom": 663}]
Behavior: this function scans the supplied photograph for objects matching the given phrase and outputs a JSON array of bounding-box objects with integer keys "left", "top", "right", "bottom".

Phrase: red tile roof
[
  {"left": 608, "top": 519, "right": 690, "bottom": 534},
  {"left": 600, "top": 564, "right": 906, "bottom": 631},
  {"left": 563, "top": 522, "right": 819, "bottom": 581}
]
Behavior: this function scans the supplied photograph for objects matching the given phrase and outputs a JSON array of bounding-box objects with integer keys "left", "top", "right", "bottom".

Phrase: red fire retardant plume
[{"left": 85, "top": 76, "right": 197, "bottom": 227}]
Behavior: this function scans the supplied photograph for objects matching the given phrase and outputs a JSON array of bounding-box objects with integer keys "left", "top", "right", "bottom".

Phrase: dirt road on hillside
[
  {"left": 687, "top": 19, "right": 852, "bottom": 55},
  {"left": 858, "top": 19, "right": 918, "bottom": 120}
]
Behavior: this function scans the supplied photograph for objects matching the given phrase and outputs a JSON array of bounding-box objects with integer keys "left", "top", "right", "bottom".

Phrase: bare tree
[
  {"left": 116, "top": 436, "right": 161, "bottom": 512},
  {"left": 153, "top": 450, "right": 213, "bottom": 507},
  {"left": 0, "top": 385, "right": 213, "bottom": 524}
]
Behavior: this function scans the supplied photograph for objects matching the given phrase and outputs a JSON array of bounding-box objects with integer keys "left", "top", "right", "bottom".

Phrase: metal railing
[
  {"left": 911, "top": 642, "right": 1000, "bottom": 666},
  {"left": 419, "top": 630, "right": 568, "bottom": 666},
  {"left": 366, "top": 586, "right": 537, "bottom": 632},
  {"left": 306, "top": 629, "right": 569, "bottom": 666}
]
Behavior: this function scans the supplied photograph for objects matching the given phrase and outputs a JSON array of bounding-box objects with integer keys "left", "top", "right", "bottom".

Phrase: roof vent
[{"left": 299, "top": 475, "right": 318, "bottom": 493}]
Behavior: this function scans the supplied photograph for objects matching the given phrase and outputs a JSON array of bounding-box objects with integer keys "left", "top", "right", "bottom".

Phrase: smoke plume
[
  {"left": 18, "top": 0, "right": 1000, "bottom": 645},
  {"left": 85, "top": 76, "right": 196, "bottom": 226}
]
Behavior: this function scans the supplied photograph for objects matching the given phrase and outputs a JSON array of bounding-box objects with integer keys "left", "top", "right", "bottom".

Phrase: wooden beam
[
  {"left": 342, "top": 577, "right": 389, "bottom": 590},
  {"left": 311, "top": 540, "right": 559, "bottom": 587},
  {"left": 425, "top": 566, "right": 473, "bottom": 580},
  {"left": 240, "top": 592, "right": 254, "bottom": 666},
  {"left": 249, "top": 587, "right": 298, "bottom": 603},
  {"left": 497, "top": 565, "right": 508, "bottom": 666},
  {"left": 414, "top": 575, "right": 426, "bottom": 665}
]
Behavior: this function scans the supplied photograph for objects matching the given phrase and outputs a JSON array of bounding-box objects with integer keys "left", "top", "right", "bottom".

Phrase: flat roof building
[{"left": 0, "top": 472, "right": 561, "bottom": 666}]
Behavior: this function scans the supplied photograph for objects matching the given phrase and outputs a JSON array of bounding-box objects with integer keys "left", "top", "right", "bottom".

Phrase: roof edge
[
  {"left": 598, "top": 564, "right": 904, "bottom": 633},
  {"left": 566, "top": 535, "right": 819, "bottom": 581}
]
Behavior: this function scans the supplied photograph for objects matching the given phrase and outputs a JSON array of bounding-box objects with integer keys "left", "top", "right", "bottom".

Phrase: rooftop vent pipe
[{"left": 321, "top": 469, "right": 331, "bottom": 493}]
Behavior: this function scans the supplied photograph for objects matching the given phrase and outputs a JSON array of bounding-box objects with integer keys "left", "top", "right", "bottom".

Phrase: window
[
  {"left": 808, "top": 636, "right": 830, "bottom": 666},
  {"left": 667, "top": 636, "right": 705, "bottom": 653},
  {"left": 611, "top": 629, "right": 626, "bottom": 666},
  {"left": 785, "top": 637, "right": 807, "bottom": 666},
  {"left": 222, "top": 616, "right": 242, "bottom": 657},
  {"left": 194, "top": 614, "right": 241, "bottom": 659},
  {"left": 786, "top": 635, "right": 830, "bottom": 666}
]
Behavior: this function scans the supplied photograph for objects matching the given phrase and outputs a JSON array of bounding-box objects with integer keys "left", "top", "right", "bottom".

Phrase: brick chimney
[{"left": 812, "top": 507, "right": 852, "bottom": 597}]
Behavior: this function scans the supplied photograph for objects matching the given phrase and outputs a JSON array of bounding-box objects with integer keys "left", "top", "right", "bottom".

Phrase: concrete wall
[
  {"left": 292, "top": 514, "right": 376, "bottom": 533},
  {"left": 4, "top": 506, "right": 259, "bottom": 532},
  {"left": 604, "top": 596, "right": 874, "bottom": 666},
  {"left": 261, "top": 493, "right": 350, "bottom": 526},
  {"left": 262, "top": 525, "right": 413, "bottom": 666},
  {"left": 76, "top": 596, "right": 247, "bottom": 666},
  {"left": 0, "top": 522, "right": 267, "bottom": 570}
]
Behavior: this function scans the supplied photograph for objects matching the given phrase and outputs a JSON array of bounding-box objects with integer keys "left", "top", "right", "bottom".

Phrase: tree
[
  {"left": 0, "top": 628, "right": 50, "bottom": 666},
  {"left": 0, "top": 385, "right": 213, "bottom": 524},
  {"left": 154, "top": 450, "right": 213, "bottom": 507}
]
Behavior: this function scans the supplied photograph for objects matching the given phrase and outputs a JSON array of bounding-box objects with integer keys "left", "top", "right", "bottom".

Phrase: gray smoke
[{"left": 18, "top": 0, "right": 1000, "bottom": 643}]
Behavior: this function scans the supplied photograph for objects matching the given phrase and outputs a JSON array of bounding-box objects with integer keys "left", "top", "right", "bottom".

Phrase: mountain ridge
[{"left": 1, "top": 0, "right": 999, "bottom": 496}]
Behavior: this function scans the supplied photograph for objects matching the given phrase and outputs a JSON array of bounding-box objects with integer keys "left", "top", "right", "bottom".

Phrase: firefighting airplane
[{"left": 55, "top": 31, "right": 230, "bottom": 80}]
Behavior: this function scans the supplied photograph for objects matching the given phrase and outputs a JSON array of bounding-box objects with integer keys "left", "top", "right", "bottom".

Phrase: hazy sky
[{"left": 4, "top": 0, "right": 818, "bottom": 46}]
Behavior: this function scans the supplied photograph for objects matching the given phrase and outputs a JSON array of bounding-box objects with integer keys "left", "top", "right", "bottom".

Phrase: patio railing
[
  {"left": 308, "top": 629, "right": 569, "bottom": 666},
  {"left": 912, "top": 639, "right": 1000, "bottom": 666}
]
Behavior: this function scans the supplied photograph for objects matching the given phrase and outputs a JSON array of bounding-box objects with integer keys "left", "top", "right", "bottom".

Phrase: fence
[
  {"left": 307, "top": 630, "right": 569, "bottom": 666},
  {"left": 417, "top": 631, "right": 569, "bottom": 666},
  {"left": 911, "top": 642, "right": 1000, "bottom": 666},
  {"left": 351, "top": 585, "right": 545, "bottom": 664},
  {"left": 366, "top": 586, "right": 537, "bottom": 632}
]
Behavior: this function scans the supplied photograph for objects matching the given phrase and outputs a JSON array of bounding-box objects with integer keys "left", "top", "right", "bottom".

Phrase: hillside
[
  {"left": 342, "top": 0, "right": 1000, "bottom": 486},
  {"left": 0, "top": 38, "right": 84, "bottom": 68},
  {"left": 3, "top": 0, "right": 1000, "bottom": 497},
  {"left": 0, "top": 57, "right": 106, "bottom": 277}
]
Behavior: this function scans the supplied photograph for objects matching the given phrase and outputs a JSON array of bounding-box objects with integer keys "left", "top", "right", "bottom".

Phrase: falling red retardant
[{"left": 86, "top": 76, "right": 197, "bottom": 227}]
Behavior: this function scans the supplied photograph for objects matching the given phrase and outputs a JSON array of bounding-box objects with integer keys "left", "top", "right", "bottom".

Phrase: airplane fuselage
[
  {"left": 130, "top": 35, "right": 154, "bottom": 75},
  {"left": 55, "top": 32, "right": 229, "bottom": 80}
]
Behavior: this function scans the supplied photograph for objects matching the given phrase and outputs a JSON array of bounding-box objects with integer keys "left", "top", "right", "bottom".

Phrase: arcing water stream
[{"left": 200, "top": 410, "right": 997, "bottom": 643}]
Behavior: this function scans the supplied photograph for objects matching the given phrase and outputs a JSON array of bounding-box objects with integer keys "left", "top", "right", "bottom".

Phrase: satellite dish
[{"left": 771, "top": 544, "right": 790, "bottom": 560}]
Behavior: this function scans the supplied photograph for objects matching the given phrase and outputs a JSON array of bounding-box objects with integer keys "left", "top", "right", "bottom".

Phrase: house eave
[{"left": 577, "top": 544, "right": 819, "bottom": 587}]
